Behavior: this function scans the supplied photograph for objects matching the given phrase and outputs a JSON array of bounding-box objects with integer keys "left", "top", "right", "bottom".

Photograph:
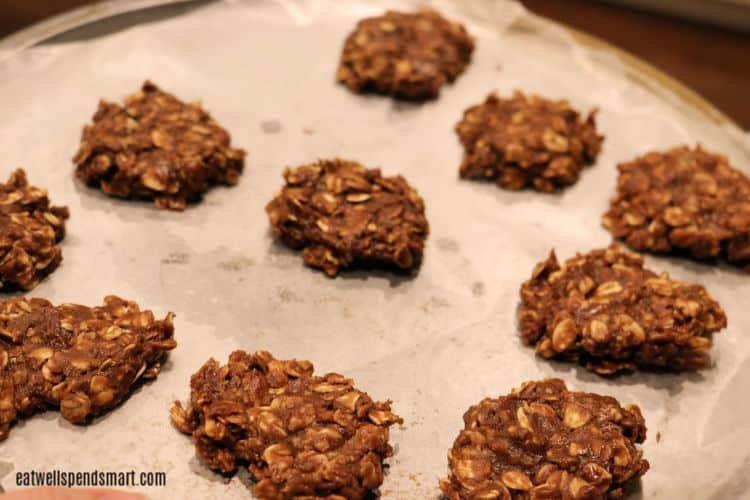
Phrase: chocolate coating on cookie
[
  {"left": 266, "top": 159, "right": 429, "bottom": 276},
  {"left": 0, "top": 169, "right": 69, "bottom": 291},
  {"left": 519, "top": 244, "right": 726, "bottom": 375},
  {"left": 74, "top": 81, "right": 245, "bottom": 210},
  {"left": 603, "top": 146, "right": 750, "bottom": 271},
  {"left": 171, "top": 350, "right": 402, "bottom": 499},
  {"left": 440, "top": 379, "right": 649, "bottom": 500},
  {"left": 456, "top": 92, "right": 603, "bottom": 192},
  {"left": 0, "top": 295, "right": 176, "bottom": 441},
  {"left": 337, "top": 9, "right": 474, "bottom": 100}
]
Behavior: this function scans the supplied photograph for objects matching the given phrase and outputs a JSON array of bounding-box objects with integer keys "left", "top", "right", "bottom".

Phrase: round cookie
[
  {"left": 171, "top": 350, "right": 402, "bottom": 499},
  {"left": 519, "top": 244, "right": 726, "bottom": 375},
  {"left": 455, "top": 92, "right": 603, "bottom": 192},
  {"left": 603, "top": 145, "right": 750, "bottom": 271},
  {"left": 265, "top": 158, "right": 429, "bottom": 276},
  {"left": 74, "top": 81, "right": 246, "bottom": 210},
  {"left": 0, "top": 168, "right": 69, "bottom": 291},
  {"left": 440, "top": 379, "right": 649, "bottom": 500},
  {"left": 337, "top": 9, "right": 474, "bottom": 100}
]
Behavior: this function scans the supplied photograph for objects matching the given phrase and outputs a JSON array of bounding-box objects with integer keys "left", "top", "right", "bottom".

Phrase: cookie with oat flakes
[
  {"left": 603, "top": 145, "right": 750, "bottom": 271},
  {"left": 440, "top": 378, "right": 649, "bottom": 500},
  {"left": 456, "top": 92, "right": 602, "bottom": 192},
  {"left": 74, "top": 81, "right": 245, "bottom": 210},
  {"left": 171, "top": 350, "right": 402, "bottom": 499},
  {"left": 337, "top": 9, "right": 474, "bottom": 100},
  {"left": 266, "top": 158, "right": 429, "bottom": 276},
  {"left": 0, "top": 168, "right": 68, "bottom": 291},
  {"left": 518, "top": 244, "right": 726, "bottom": 375},
  {"left": 0, "top": 295, "right": 175, "bottom": 441}
]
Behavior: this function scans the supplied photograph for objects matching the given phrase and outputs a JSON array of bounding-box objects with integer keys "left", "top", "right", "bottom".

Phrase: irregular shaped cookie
[
  {"left": 265, "top": 159, "right": 429, "bottom": 276},
  {"left": 171, "top": 350, "right": 402, "bottom": 499},
  {"left": 74, "top": 81, "right": 245, "bottom": 210},
  {"left": 337, "top": 9, "right": 474, "bottom": 100},
  {"left": 0, "top": 169, "right": 69, "bottom": 290},
  {"left": 440, "top": 379, "right": 649, "bottom": 500},
  {"left": 519, "top": 244, "right": 726, "bottom": 375},
  {"left": 456, "top": 92, "right": 603, "bottom": 192},
  {"left": 0, "top": 295, "right": 176, "bottom": 441},
  {"left": 603, "top": 146, "right": 750, "bottom": 271}
]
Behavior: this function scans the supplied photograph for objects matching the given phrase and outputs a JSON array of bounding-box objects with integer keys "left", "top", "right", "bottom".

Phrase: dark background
[{"left": 1, "top": 0, "right": 749, "bottom": 129}]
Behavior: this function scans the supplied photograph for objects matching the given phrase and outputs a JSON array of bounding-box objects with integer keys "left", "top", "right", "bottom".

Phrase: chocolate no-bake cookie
[
  {"left": 519, "top": 244, "right": 727, "bottom": 375},
  {"left": 603, "top": 146, "right": 750, "bottom": 271},
  {"left": 456, "top": 92, "right": 603, "bottom": 192},
  {"left": 0, "top": 169, "right": 69, "bottom": 291},
  {"left": 440, "top": 379, "right": 649, "bottom": 500},
  {"left": 171, "top": 350, "right": 402, "bottom": 499},
  {"left": 74, "top": 81, "right": 245, "bottom": 210},
  {"left": 266, "top": 159, "right": 429, "bottom": 276},
  {"left": 0, "top": 295, "right": 176, "bottom": 441},
  {"left": 337, "top": 9, "right": 474, "bottom": 100}
]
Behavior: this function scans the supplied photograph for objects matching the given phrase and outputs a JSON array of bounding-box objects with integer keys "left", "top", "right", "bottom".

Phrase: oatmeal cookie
[
  {"left": 266, "top": 159, "right": 429, "bottom": 276},
  {"left": 456, "top": 92, "right": 602, "bottom": 192},
  {"left": 519, "top": 244, "right": 726, "bottom": 374},
  {"left": 171, "top": 350, "right": 402, "bottom": 499},
  {"left": 337, "top": 9, "right": 474, "bottom": 100},
  {"left": 0, "top": 295, "right": 176, "bottom": 441},
  {"left": 0, "top": 169, "right": 68, "bottom": 291},
  {"left": 440, "top": 378, "right": 649, "bottom": 500},
  {"left": 603, "top": 146, "right": 750, "bottom": 270},
  {"left": 74, "top": 81, "right": 245, "bottom": 210}
]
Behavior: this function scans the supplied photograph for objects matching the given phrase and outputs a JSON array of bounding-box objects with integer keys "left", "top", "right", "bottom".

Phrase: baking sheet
[{"left": 1, "top": 0, "right": 749, "bottom": 498}]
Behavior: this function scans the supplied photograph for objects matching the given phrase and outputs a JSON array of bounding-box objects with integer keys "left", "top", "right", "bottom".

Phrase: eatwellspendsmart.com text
[{"left": 15, "top": 469, "right": 167, "bottom": 488}]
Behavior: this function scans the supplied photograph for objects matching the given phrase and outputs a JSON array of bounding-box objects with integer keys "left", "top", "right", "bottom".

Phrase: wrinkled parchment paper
[{"left": 1, "top": 1, "right": 749, "bottom": 498}]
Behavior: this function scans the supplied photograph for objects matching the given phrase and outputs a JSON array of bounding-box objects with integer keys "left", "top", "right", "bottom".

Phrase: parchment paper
[{"left": 1, "top": 1, "right": 749, "bottom": 498}]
